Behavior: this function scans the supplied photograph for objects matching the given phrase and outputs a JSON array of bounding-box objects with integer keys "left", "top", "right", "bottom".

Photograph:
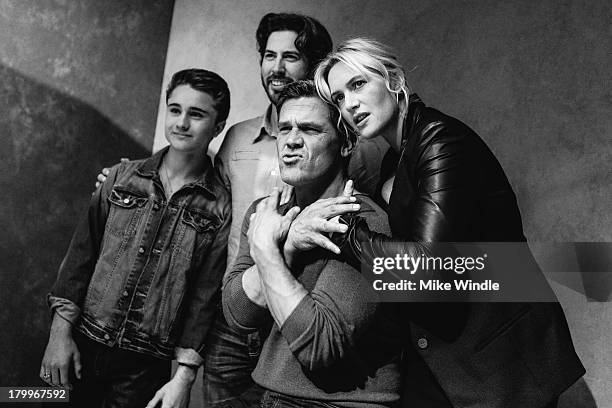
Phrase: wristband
[{"left": 177, "top": 362, "right": 199, "bottom": 370}]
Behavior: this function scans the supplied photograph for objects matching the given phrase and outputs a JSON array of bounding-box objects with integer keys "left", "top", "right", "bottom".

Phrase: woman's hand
[{"left": 283, "top": 180, "right": 359, "bottom": 265}]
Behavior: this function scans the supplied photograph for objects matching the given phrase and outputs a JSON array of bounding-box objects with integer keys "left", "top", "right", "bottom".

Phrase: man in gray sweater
[{"left": 222, "top": 80, "right": 402, "bottom": 407}]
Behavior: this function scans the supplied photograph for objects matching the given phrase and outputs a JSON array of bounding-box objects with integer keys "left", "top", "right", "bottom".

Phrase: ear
[{"left": 213, "top": 120, "right": 226, "bottom": 138}]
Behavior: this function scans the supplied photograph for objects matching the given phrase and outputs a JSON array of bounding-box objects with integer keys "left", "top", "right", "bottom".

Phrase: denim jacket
[{"left": 48, "top": 147, "right": 231, "bottom": 362}]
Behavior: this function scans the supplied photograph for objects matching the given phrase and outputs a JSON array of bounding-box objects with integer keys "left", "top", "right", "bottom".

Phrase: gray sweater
[{"left": 222, "top": 194, "right": 402, "bottom": 407}]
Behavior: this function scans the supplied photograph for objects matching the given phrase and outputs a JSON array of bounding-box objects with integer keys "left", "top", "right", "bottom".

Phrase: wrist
[
  {"left": 50, "top": 313, "right": 73, "bottom": 337},
  {"left": 175, "top": 363, "right": 198, "bottom": 383},
  {"left": 253, "top": 243, "right": 284, "bottom": 265}
]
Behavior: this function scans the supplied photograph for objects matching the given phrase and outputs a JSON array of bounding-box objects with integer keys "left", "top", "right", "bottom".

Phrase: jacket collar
[
  {"left": 135, "top": 146, "right": 217, "bottom": 198},
  {"left": 402, "top": 93, "right": 424, "bottom": 148}
]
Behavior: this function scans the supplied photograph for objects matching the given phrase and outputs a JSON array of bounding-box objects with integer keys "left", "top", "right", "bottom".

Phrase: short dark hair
[
  {"left": 166, "top": 69, "right": 230, "bottom": 124},
  {"left": 276, "top": 80, "right": 356, "bottom": 146},
  {"left": 256, "top": 13, "right": 333, "bottom": 77}
]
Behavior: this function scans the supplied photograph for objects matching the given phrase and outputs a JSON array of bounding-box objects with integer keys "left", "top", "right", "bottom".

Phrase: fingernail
[
  {"left": 353, "top": 204, "right": 360, "bottom": 210},
  {"left": 349, "top": 196, "right": 357, "bottom": 201}
]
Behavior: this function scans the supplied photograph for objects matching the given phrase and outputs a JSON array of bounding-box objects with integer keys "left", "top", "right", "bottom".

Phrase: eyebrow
[
  {"left": 278, "top": 120, "right": 325, "bottom": 130},
  {"left": 264, "top": 50, "right": 302, "bottom": 58},
  {"left": 167, "top": 103, "right": 208, "bottom": 114}
]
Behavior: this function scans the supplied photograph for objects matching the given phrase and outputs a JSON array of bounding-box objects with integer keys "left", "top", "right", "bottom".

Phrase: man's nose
[
  {"left": 176, "top": 113, "right": 189, "bottom": 130},
  {"left": 285, "top": 129, "right": 303, "bottom": 148},
  {"left": 272, "top": 57, "right": 285, "bottom": 74}
]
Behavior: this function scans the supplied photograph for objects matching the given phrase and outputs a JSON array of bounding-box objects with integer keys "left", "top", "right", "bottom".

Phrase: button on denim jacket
[{"left": 49, "top": 147, "right": 231, "bottom": 361}]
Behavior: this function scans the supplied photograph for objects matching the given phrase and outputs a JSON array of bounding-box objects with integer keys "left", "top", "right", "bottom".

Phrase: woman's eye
[
  {"left": 334, "top": 94, "right": 345, "bottom": 105},
  {"left": 353, "top": 80, "right": 366, "bottom": 89},
  {"left": 169, "top": 107, "right": 181, "bottom": 114}
]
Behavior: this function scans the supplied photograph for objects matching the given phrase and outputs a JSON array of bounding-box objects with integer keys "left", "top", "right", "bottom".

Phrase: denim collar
[{"left": 135, "top": 146, "right": 217, "bottom": 198}]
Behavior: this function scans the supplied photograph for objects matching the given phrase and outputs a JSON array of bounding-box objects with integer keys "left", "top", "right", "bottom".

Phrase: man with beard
[
  {"left": 202, "top": 13, "right": 333, "bottom": 407},
  {"left": 222, "top": 80, "right": 402, "bottom": 407},
  {"left": 206, "top": 13, "right": 385, "bottom": 406}
]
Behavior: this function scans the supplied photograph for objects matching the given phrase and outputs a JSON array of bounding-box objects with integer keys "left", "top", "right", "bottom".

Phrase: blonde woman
[{"left": 298, "top": 38, "right": 584, "bottom": 408}]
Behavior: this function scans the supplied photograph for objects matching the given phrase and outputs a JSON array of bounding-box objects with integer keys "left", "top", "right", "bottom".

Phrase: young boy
[{"left": 40, "top": 69, "right": 231, "bottom": 408}]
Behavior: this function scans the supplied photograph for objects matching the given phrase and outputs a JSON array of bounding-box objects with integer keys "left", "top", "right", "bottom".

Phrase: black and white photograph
[{"left": 0, "top": 1, "right": 610, "bottom": 407}]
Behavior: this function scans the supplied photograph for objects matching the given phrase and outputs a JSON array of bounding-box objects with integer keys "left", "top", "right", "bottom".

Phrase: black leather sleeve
[
  {"left": 334, "top": 213, "right": 433, "bottom": 271},
  {"left": 333, "top": 214, "right": 469, "bottom": 342},
  {"left": 333, "top": 119, "right": 480, "bottom": 341}
]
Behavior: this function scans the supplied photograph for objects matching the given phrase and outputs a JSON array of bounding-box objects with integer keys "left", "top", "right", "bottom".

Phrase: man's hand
[
  {"left": 94, "top": 158, "right": 129, "bottom": 188},
  {"left": 283, "top": 180, "right": 359, "bottom": 265},
  {"left": 248, "top": 188, "right": 308, "bottom": 326},
  {"left": 145, "top": 365, "right": 196, "bottom": 408},
  {"left": 40, "top": 314, "right": 81, "bottom": 388},
  {"left": 279, "top": 183, "right": 294, "bottom": 205},
  {"left": 248, "top": 188, "right": 301, "bottom": 265}
]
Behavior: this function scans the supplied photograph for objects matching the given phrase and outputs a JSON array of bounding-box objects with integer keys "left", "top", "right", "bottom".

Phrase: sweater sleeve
[
  {"left": 222, "top": 199, "right": 271, "bottom": 332},
  {"left": 279, "top": 258, "right": 378, "bottom": 372}
]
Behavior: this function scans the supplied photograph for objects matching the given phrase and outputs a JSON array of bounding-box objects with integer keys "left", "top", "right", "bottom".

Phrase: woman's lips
[{"left": 353, "top": 112, "right": 370, "bottom": 127}]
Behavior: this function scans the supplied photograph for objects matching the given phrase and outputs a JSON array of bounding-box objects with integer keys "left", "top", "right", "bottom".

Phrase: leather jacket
[
  {"left": 339, "top": 95, "right": 585, "bottom": 407},
  {"left": 49, "top": 147, "right": 231, "bottom": 360}
]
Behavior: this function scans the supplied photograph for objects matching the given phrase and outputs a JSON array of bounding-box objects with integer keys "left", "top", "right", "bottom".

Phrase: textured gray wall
[
  {"left": 159, "top": 0, "right": 611, "bottom": 406},
  {"left": 0, "top": 0, "right": 174, "bottom": 392}
]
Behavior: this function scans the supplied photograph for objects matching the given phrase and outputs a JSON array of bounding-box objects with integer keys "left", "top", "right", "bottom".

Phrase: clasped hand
[{"left": 247, "top": 181, "right": 360, "bottom": 266}]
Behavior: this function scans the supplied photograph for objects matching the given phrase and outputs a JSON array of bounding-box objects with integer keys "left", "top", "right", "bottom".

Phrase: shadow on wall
[{"left": 0, "top": 64, "right": 150, "bottom": 392}]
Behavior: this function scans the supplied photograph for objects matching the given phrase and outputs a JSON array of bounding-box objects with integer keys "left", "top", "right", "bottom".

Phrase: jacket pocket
[
  {"left": 182, "top": 209, "right": 220, "bottom": 234},
  {"left": 232, "top": 150, "right": 260, "bottom": 161},
  {"left": 173, "top": 209, "right": 220, "bottom": 264},
  {"left": 108, "top": 188, "right": 148, "bottom": 208},
  {"left": 106, "top": 188, "right": 148, "bottom": 237}
]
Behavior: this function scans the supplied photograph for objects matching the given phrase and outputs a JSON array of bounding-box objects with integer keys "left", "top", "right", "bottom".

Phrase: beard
[{"left": 261, "top": 73, "right": 295, "bottom": 105}]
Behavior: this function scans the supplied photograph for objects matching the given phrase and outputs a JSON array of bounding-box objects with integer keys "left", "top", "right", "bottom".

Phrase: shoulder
[
  {"left": 411, "top": 102, "right": 483, "bottom": 152},
  {"left": 246, "top": 196, "right": 266, "bottom": 216},
  {"left": 210, "top": 168, "right": 232, "bottom": 205},
  {"left": 354, "top": 193, "right": 391, "bottom": 235},
  {"left": 404, "top": 102, "right": 496, "bottom": 175},
  {"left": 106, "top": 158, "right": 144, "bottom": 183},
  {"left": 195, "top": 164, "right": 231, "bottom": 224},
  {"left": 235, "top": 196, "right": 267, "bottom": 231},
  {"left": 221, "top": 116, "right": 262, "bottom": 144}
]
